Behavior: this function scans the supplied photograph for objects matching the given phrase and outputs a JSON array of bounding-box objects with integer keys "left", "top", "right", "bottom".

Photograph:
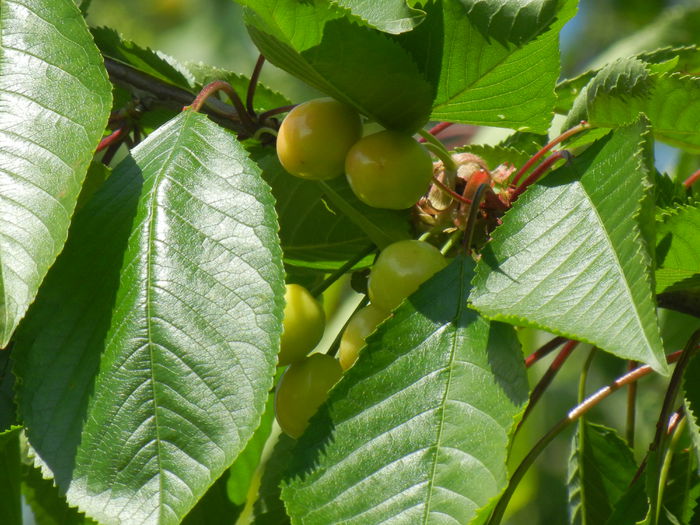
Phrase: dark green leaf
[
  {"left": 241, "top": 0, "right": 433, "bottom": 132},
  {"left": 0, "top": 0, "right": 112, "bottom": 346},
  {"left": 181, "top": 470, "right": 240, "bottom": 525},
  {"left": 21, "top": 460, "right": 96, "bottom": 525},
  {"left": 567, "top": 421, "right": 638, "bottom": 525},
  {"left": 251, "top": 434, "right": 295, "bottom": 525},
  {"left": 656, "top": 203, "right": 700, "bottom": 294},
  {"left": 603, "top": 478, "right": 648, "bottom": 525},
  {"left": 330, "top": 0, "right": 427, "bottom": 34},
  {"left": 0, "top": 428, "right": 21, "bottom": 525},
  {"left": 14, "top": 111, "right": 284, "bottom": 524},
  {"left": 91, "top": 26, "right": 194, "bottom": 89},
  {"left": 251, "top": 148, "right": 406, "bottom": 269},
  {"left": 471, "top": 121, "right": 668, "bottom": 373},
  {"left": 424, "top": 0, "right": 576, "bottom": 132},
  {"left": 0, "top": 349, "right": 16, "bottom": 433},
  {"left": 659, "top": 449, "right": 700, "bottom": 525},
  {"left": 282, "top": 256, "right": 529, "bottom": 524}
]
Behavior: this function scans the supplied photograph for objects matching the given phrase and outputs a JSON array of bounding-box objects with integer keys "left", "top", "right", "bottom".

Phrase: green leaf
[
  {"left": 565, "top": 58, "right": 700, "bottom": 152},
  {"left": 281, "top": 256, "right": 529, "bottom": 524},
  {"left": 0, "top": 0, "right": 112, "bottom": 347},
  {"left": 91, "top": 26, "right": 194, "bottom": 89},
  {"left": 458, "top": 0, "right": 561, "bottom": 45},
  {"left": 684, "top": 351, "right": 700, "bottom": 469},
  {"left": 251, "top": 434, "right": 295, "bottom": 525},
  {"left": 603, "top": 478, "right": 648, "bottom": 525},
  {"left": 186, "top": 62, "right": 291, "bottom": 114},
  {"left": 329, "top": 0, "right": 427, "bottom": 34},
  {"left": 424, "top": 0, "right": 576, "bottom": 132},
  {"left": 567, "top": 421, "right": 638, "bottom": 525},
  {"left": 21, "top": 460, "right": 96, "bottom": 525},
  {"left": 659, "top": 449, "right": 700, "bottom": 525},
  {"left": 317, "top": 178, "right": 411, "bottom": 252},
  {"left": 0, "top": 349, "right": 16, "bottom": 434},
  {"left": 0, "top": 428, "right": 21, "bottom": 525},
  {"left": 454, "top": 143, "right": 533, "bottom": 173},
  {"left": 656, "top": 203, "right": 700, "bottom": 293},
  {"left": 13, "top": 111, "right": 285, "bottom": 524},
  {"left": 241, "top": 0, "right": 433, "bottom": 132},
  {"left": 251, "top": 148, "right": 406, "bottom": 269},
  {"left": 471, "top": 122, "right": 668, "bottom": 374},
  {"left": 181, "top": 470, "right": 241, "bottom": 525}
]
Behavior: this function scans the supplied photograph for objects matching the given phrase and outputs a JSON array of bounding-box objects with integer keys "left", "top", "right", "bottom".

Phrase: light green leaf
[
  {"left": 425, "top": 0, "right": 576, "bottom": 131},
  {"left": 454, "top": 143, "right": 533, "bottom": 172},
  {"left": 281, "top": 256, "right": 529, "bottom": 524},
  {"left": 0, "top": 428, "right": 21, "bottom": 525},
  {"left": 241, "top": 0, "right": 433, "bottom": 132},
  {"left": 471, "top": 122, "right": 668, "bottom": 374},
  {"left": 567, "top": 421, "right": 638, "bottom": 525},
  {"left": 13, "top": 111, "right": 284, "bottom": 525},
  {"left": 329, "top": 0, "right": 427, "bottom": 34},
  {"left": 656, "top": 203, "right": 700, "bottom": 293},
  {"left": 0, "top": 0, "right": 112, "bottom": 347},
  {"left": 565, "top": 57, "right": 700, "bottom": 152}
]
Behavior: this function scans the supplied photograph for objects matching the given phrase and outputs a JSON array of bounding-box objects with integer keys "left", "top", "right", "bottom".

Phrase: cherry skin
[
  {"left": 345, "top": 130, "right": 433, "bottom": 209},
  {"left": 275, "top": 353, "right": 343, "bottom": 438},
  {"left": 338, "top": 304, "right": 390, "bottom": 371},
  {"left": 368, "top": 240, "right": 448, "bottom": 312},
  {"left": 276, "top": 98, "right": 362, "bottom": 180},
  {"left": 278, "top": 284, "right": 325, "bottom": 366}
]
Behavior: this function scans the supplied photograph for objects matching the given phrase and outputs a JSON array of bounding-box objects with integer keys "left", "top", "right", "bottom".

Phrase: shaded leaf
[
  {"left": 14, "top": 111, "right": 284, "bottom": 524},
  {"left": 281, "top": 256, "right": 529, "bottom": 524},
  {"left": 603, "top": 478, "right": 648, "bottom": 525},
  {"left": 656, "top": 204, "right": 700, "bottom": 293},
  {"left": 241, "top": 0, "right": 433, "bottom": 132},
  {"left": 0, "top": 349, "right": 16, "bottom": 433},
  {"left": 471, "top": 122, "right": 668, "bottom": 374},
  {"left": 567, "top": 421, "right": 638, "bottom": 525},
  {"left": 659, "top": 448, "right": 700, "bottom": 525},
  {"left": 0, "top": 428, "right": 21, "bottom": 525},
  {"left": 0, "top": 0, "right": 112, "bottom": 346},
  {"left": 181, "top": 470, "right": 240, "bottom": 525},
  {"left": 330, "top": 0, "right": 427, "bottom": 34},
  {"left": 251, "top": 434, "right": 295, "bottom": 525}
]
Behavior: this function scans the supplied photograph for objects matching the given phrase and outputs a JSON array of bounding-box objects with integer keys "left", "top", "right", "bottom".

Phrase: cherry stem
[
  {"left": 431, "top": 175, "right": 472, "bottom": 205},
  {"left": 511, "top": 150, "right": 572, "bottom": 201},
  {"left": 517, "top": 340, "right": 578, "bottom": 431},
  {"left": 683, "top": 168, "right": 700, "bottom": 188},
  {"left": 440, "top": 229, "right": 464, "bottom": 256},
  {"left": 511, "top": 121, "right": 589, "bottom": 186},
  {"left": 247, "top": 54, "right": 265, "bottom": 116},
  {"left": 188, "top": 80, "right": 256, "bottom": 133},
  {"left": 258, "top": 104, "right": 298, "bottom": 122},
  {"left": 487, "top": 349, "right": 686, "bottom": 525},
  {"left": 96, "top": 126, "right": 127, "bottom": 152},
  {"left": 463, "top": 183, "right": 489, "bottom": 253},
  {"left": 419, "top": 129, "right": 457, "bottom": 171},
  {"left": 309, "top": 244, "right": 376, "bottom": 299},
  {"left": 524, "top": 336, "right": 567, "bottom": 368},
  {"left": 418, "top": 122, "right": 454, "bottom": 143},
  {"left": 626, "top": 360, "right": 638, "bottom": 447}
]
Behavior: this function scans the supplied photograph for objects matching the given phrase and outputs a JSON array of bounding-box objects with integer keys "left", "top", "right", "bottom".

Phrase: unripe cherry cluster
[
  {"left": 274, "top": 97, "right": 447, "bottom": 439},
  {"left": 276, "top": 97, "right": 434, "bottom": 210}
]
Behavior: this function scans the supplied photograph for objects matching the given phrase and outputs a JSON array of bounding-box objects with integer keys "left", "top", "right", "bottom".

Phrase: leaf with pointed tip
[
  {"left": 13, "top": 111, "right": 285, "bottom": 525},
  {"left": 567, "top": 421, "right": 638, "bottom": 525},
  {"left": 329, "top": 0, "right": 427, "bottom": 34},
  {"left": 281, "top": 256, "right": 529, "bottom": 524},
  {"left": 0, "top": 0, "right": 112, "bottom": 347},
  {"left": 471, "top": 122, "right": 668, "bottom": 374},
  {"left": 422, "top": 0, "right": 576, "bottom": 131},
  {"left": 656, "top": 203, "right": 700, "bottom": 293},
  {"left": 565, "top": 58, "right": 700, "bottom": 152},
  {"left": 240, "top": 0, "right": 433, "bottom": 132}
]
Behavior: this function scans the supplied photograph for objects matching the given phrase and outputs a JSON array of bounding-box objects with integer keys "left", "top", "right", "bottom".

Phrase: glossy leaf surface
[
  {"left": 282, "top": 256, "right": 529, "bottom": 524},
  {"left": 0, "top": 0, "right": 111, "bottom": 346},
  {"left": 14, "top": 111, "right": 284, "bottom": 524},
  {"left": 471, "top": 122, "right": 667, "bottom": 373}
]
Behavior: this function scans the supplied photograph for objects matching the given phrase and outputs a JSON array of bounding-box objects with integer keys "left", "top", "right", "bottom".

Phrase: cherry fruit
[
  {"left": 279, "top": 284, "right": 325, "bottom": 366},
  {"left": 277, "top": 98, "right": 362, "bottom": 180}
]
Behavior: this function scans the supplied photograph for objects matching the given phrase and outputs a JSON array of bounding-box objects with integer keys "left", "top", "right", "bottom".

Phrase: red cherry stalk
[{"left": 683, "top": 168, "right": 700, "bottom": 188}]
